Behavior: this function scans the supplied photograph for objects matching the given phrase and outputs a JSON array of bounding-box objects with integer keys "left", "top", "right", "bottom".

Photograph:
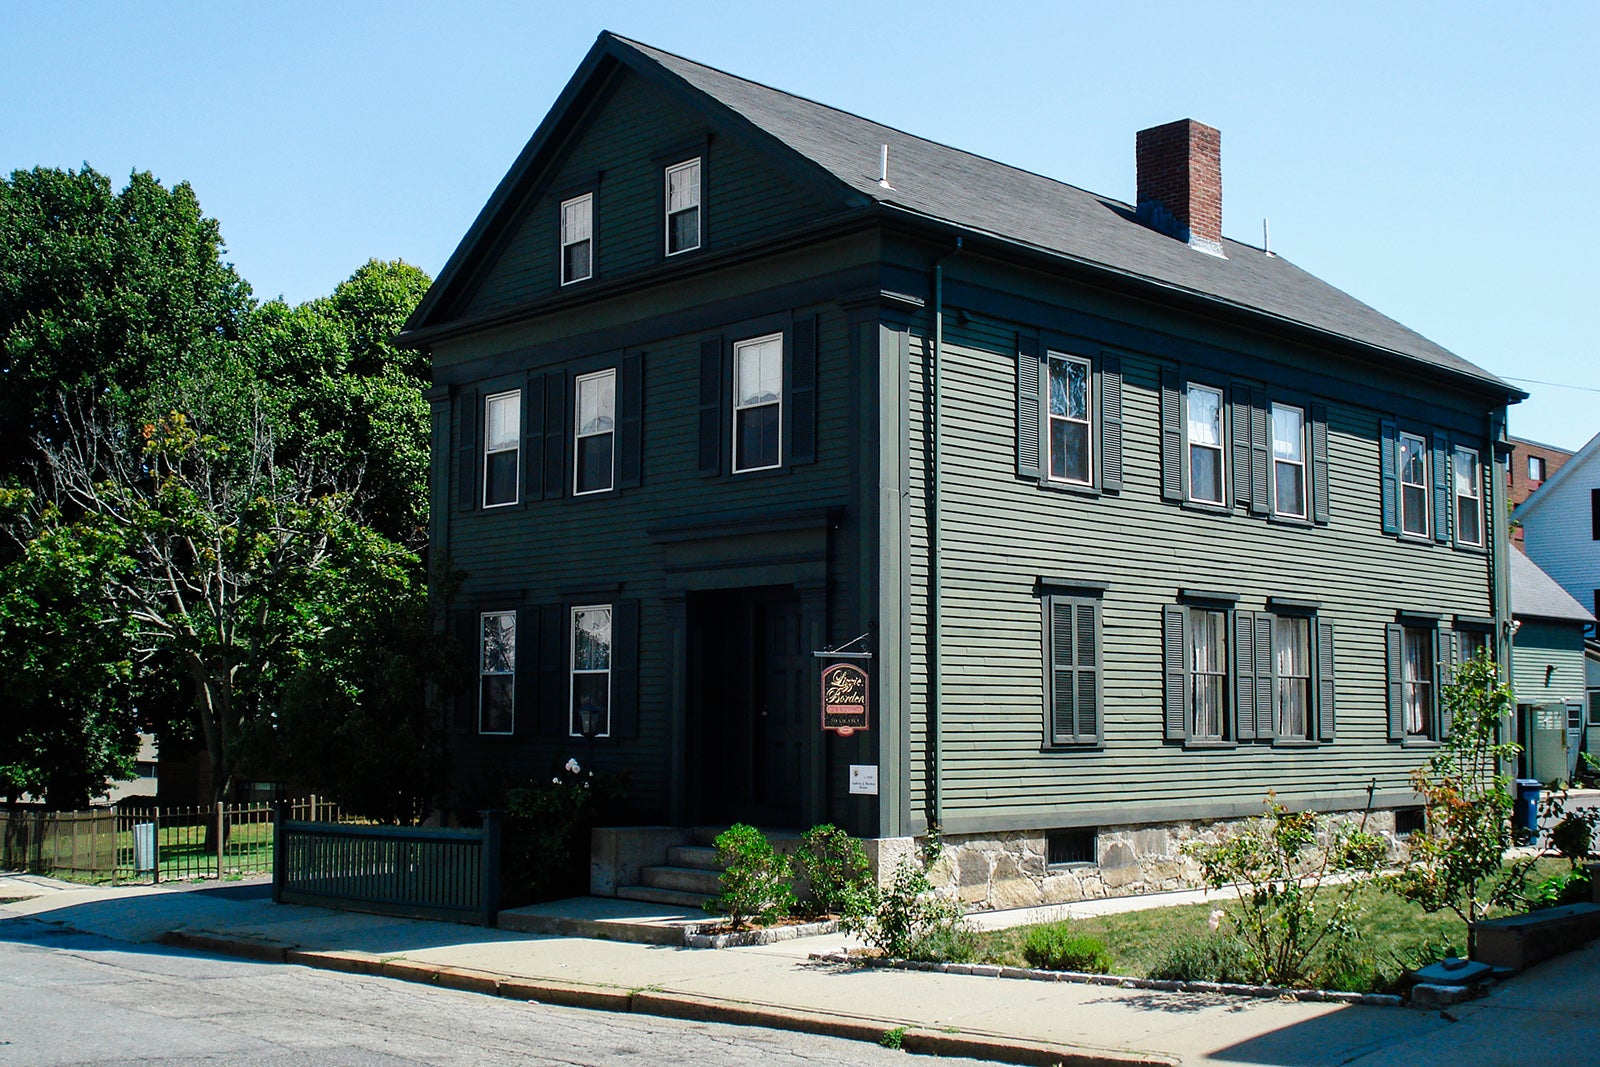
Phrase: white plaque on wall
[{"left": 848, "top": 765, "right": 879, "bottom": 795}]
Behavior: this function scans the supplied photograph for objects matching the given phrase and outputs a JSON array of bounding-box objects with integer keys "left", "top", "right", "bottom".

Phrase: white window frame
[
  {"left": 1528, "top": 454, "right": 1545, "bottom": 481},
  {"left": 478, "top": 611, "right": 515, "bottom": 736},
  {"left": 569, "top": 604, "right": 613, "bottom": 739},
  {"left": 1189, "top": 607, "right": 1229, "bottom": 741},
  {"left": 1271, "top": 402, "right": 1308, "bottom": 519},
  {"left": 1046, "top": 352, "right": 1094, "bottom": 487},
  {"left": 560, "top": 193, "right": 593, "bottom": 285},
  {"left": 664, "top": 157, "right": 701, "bottom": 256},
  {"left": 732, "top": 332, "right": 784, "bottom": 474},
  {"left": 1398, "top": 430, "right": 1430, "bottom": 538},
  {"left": 1454, "top": 446, "right": 1483, "bottom": 547},
  {"left": 482, "top": 389, "right": 521, "bottom": 508},
  {"left": 1272, "top": 614, "right": 1313, "bottom": 740},
  {"left": 1402, "top": 624, "right": 1435, "bottom": 739},
  {"left": 1186, "top": 383, "right": 1225, "bottom": 505},
  {"left": 573, "top": 368, "right": 617, "bottom": 496}
]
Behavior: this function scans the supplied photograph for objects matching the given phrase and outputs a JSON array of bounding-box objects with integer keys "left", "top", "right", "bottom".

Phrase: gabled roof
[
  {"left": 1511, "top": 547, "right": 1595, "bottom": 624},
  {"left": 1515, "top": 429, "right": 1600, "bottom": 521},
  {"left": 406, "top": 31, "right": 1522, "bottom": 401}
]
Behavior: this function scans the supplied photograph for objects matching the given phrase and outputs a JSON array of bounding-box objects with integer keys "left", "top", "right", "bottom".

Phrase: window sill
[
  {"left": 1180, "top": 498, "right": 1231, "bottom": 516},
  {"left": 1182, "top": 740, "right": 1238, "bottom": 750},
  {"left": 1453, "top": 541, "right": 1488, "bottom": 556},
  {"left": 1040, "top": 742, "right": 1104, "bottom": 753},
  {"left": 1396, "top": 531, "right": 1434, "bottom": 545},
  {"left": 1268, "top": 512, "right": 1315, "bottom": 528},
  {"left": 1271, "top": 738, "right": 1322, "bottom": 749},
  {"left": 1034, "top": 478, "right": 1101, "bottom": 499}
]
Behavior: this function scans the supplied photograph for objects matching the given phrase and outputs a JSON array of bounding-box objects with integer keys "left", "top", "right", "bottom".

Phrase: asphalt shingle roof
[
  {"left": 1511, "top": 547, "right": 1595, "bottom": 623},
  {"left": 614, "top": 35, "right": 1516, "bottom": 396}
]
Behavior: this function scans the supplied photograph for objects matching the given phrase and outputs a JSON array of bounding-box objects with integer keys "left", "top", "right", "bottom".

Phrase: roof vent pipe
[
  {"left": 1263, "top": 218, "right": 1273, "bottom": 256},
  {"left": 878, "top": 144, "right": 893, "bottom": 189}
]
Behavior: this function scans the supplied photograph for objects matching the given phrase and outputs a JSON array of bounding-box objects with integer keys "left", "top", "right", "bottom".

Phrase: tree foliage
[{"left": 1391, "top": 653, "right": 1530, "bottom": 929}]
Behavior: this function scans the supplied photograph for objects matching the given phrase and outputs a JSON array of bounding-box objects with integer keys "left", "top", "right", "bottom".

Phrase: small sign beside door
[
  {"left": 820, "top": 661, "right": 870, "bottom": 736},
  {"left": 849, "top": 765, "right": 879, "bottom": 795}
]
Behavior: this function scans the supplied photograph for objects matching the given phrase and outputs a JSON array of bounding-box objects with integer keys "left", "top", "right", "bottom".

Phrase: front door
[{"left": 690, "top": 587, "right": 809, "bottom": 827}]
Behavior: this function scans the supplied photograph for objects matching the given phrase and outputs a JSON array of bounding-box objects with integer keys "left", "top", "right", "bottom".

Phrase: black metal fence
[
  {"left": 273, "top": 810, "right": 502, "bottom": 926},
  {"left": 1, "top": 798, "right": 343, "bottom": 883}
]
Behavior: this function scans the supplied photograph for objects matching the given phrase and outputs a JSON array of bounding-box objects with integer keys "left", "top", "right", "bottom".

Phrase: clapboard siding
[
  {"left": 462, "top": 70, "right": 841, "bottom": 320},
  {"left": 899, "top": 286, "right": 1501, "bottom": 830},
  {"left": 1512, "top": 620, "right": 1588, "bottom": 705},
  {"left": 442, "top": 294, "right": 863, "bottom": 814}
]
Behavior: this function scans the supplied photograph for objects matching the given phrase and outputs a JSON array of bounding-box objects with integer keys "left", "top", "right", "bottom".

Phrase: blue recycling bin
[{"left": 1513, "top": 779, "right": 1542, "bottom": 838}]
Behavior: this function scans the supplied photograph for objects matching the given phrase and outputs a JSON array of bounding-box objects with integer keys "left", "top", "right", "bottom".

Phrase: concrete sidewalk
[{"left": 2, "top": 875, "right": 1594, "bottom": 1066}]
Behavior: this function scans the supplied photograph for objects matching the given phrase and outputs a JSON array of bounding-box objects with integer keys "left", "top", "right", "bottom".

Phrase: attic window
[
  {"left": 665, "top": 158, "right": 701, "bottom": 255},
  {"left": 561, "top": 193, "right": 593, "bottom": 285}
]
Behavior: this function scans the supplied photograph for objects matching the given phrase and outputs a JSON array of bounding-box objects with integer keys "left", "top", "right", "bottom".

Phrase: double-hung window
[
  {"left": 1272, "top": 615, "right": 1312, "bottom": 739},
  {"left": 1186, "top": 384, "right": 1224, "bottom": 505},
  {"left": 1189, "top": 608, "right": 1228, "bottom": 740},
  {"left": 1402, "top": 625, "right": 1435, "bottom": 739},
  {"left": 1047, "top": 353, "right": 1093, "bottom": 486},
  {"left": 570, "top": 605, "right": 612, "bottom": 737},
  {"left": 665, "top": 158, "right": 701, "bottom": 255},
  {"left": 1398, "top": 431, "right": 1430, "bottom": 537},
  {"left": 479, "top": 611, "right": 515, "bottom": 735},
  {"left": 1272, "top": 403, "right": 1308, "bottom": 519},
  {"left": 560, "top": 193, "right": 593, "bottom": 285},
  {"left": 574, "top": 369, "right": 616, "bottom": 495},
  {"left": 733, "top": 332, "right": 783, "bottom": 472},
  {"left": 1454, "top": 447, "right": 1483, "bottom": 547},
  {"left": 482, "top": 390, "right": 520, "bottom": 507},
  {"left": 1458, "top": 627, "right": 1490, "bottom": 665}
]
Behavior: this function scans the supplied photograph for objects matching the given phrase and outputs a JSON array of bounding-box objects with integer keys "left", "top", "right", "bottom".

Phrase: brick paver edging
[{"left": 806, "top": 952, "right": 1405, "bottom": 1007}]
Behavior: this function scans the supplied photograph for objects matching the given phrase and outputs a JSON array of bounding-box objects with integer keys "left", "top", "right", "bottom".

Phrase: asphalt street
[{"left": 0, "top": 915, "right": 985, "bottom": 1066}]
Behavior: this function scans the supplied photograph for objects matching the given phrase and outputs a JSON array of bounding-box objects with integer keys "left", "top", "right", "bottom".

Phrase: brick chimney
[{"left": 1136, "top": 119, "right": 1224, "bottom": 257}]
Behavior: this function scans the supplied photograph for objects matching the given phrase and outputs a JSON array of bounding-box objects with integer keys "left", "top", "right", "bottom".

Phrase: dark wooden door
[{"left": 753, "top": 598, "right": 807, "bottom": 824}]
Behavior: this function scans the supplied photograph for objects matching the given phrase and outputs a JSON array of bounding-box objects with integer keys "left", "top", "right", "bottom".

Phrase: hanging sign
[{"left": 820, "top": 661, "right": 871, "bottom": 736}]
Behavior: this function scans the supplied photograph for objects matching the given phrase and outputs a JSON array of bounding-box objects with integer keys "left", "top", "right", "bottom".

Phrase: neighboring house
[
  {"left": 1507, "top": 435, "right": 1573, "bottom": 545},
  {"left": 98, "top": 732, "right": 158, "bottom": 807},
  {"left": 400, "top": 33, "right": 1523, "bottom": 908},
  {"left": 1516, "top": 430, "right": 1600, "bottom": 629},
  {"left": 1509, "top": 548, "right": 1595, "bottom": 783}
]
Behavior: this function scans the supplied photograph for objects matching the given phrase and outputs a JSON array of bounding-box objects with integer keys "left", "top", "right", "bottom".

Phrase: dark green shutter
[
  {"left": 610, "top": 600, "right": 640, "bottom": 739},
  {"left": 1099, "top": 354, "right": 1123, "bottom": 491},
  {"left": 1316, "top": 620, "right": 1336, "bottom": 742},
  {"left": 1432, "top": 431, "right": 1452, "bottom": 544},
  {"left": 1048, "top": 598, "right": 1075, "bottom": 744},
  {"left": 1160, "top": 367, "right": 1183, "bottom": 501},
  {"left": 456, "top": 611, "right": 478, "bottom": 733},
  {"left": 1017, "top": 335, "right": 1042, "bottom": 480},
  {"left": 513, "top": 606, "right": 538, "bottom": 736},
  {"left": 538, "top": 603, "right": 567, "bottom": 737},
  {"left": 1233, "top": 610, "right": 1257, "bottom": 741},
  {"left": 1250, "top": 389, "right": 1271, "bottom": 514},
  {"left": 456, "top": 389, "right": 478, "bottom": 510},
  {"left": 617, "top": 353, "right": 644, "bottom": 489},
  {"left": 788, "top": 316, "right": 817, "bottom": 465},
  {"left": 1162, "top": 605, "right": 1188, "bottom": 741},
  {"left": 542, "top": 371, "right": 567, "bottom": 500},
  {"left": 1254, "top": 613, "right": 1274, "bottom": 739},
  {"left": 1310, "top": 402, "right": 1330, "bottom": 525},
  {"left": 1074, "top": 601, "right": 1101, "bottom": 743},
  {"left": 523, "top": 374, "right": 546, "bottom": 501},
  {"left": 1231, "top": 384, "right": 1253, "bottom": 509},
  {"left": 698, "top": 336, "right": 723, "bottom": 477},
  {"left": 1436, "top": 628, "right": 1455, "bottom": 739},
  {"left": 1385, "top": 623, "right": 1405, "bottom": 741},
  {"left": 1380, "top": 419, "right": 1399, "bottom": 534}
]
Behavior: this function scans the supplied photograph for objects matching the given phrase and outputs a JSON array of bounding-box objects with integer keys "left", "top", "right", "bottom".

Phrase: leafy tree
[
  {"left": 1392, "top": 653, "right": 1531, "bottom": 934},
  {"left": 0, "top": 165, "right": 252, "bottom": 484}
]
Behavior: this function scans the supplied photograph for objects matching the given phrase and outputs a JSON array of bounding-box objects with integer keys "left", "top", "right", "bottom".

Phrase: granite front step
[
  {"left": 641, "top": 864, "right": 724, "bottom": 895},
  {"left": 616, "top": 884, "right": 713, "bottom": 909},
  {"left": 665, "top": 844, "right": 720, "bottom": 870}
]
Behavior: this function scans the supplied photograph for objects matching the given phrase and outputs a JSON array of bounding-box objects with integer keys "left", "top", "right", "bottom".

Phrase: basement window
[
  {"left": 1394, "top": 808, "right": 1426, "bottom": 836},
  {"left": 1046, "top": 828, "right": 1098, "bottom": 867}
]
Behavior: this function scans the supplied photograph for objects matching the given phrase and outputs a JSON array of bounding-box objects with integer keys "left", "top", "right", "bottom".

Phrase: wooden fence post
[
  {"left": 215, "top": 801, "right": 225, "bottom": 877},
  {"left": 152, "top": 806, "right": 160, "bottom": 884},
  {"left": 271, "top": 799, "right": 285, "bottom": 904},
  {"left": 478, "top": 810, "right": 503, "bottom": 928}
]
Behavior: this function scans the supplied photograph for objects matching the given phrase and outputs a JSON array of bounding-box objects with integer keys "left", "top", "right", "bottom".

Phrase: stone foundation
[{"left": 904, "top": 809, "right": 1405, "bottom": 912}]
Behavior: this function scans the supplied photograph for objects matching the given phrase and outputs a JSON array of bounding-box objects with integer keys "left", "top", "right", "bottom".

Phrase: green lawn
[{"left": 970, "top": 859, "right": 1575, "bottom": 991}]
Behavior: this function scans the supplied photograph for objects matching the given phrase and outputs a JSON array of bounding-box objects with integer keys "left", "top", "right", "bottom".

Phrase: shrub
[
  {"left": 503, "top": 758, "right": 626, "bottom": 904},
  {"left": 1186, "top": 794, "right": 1386, "bottom": 987},
  {"left": 1146, "top": 934, "right": 1254, "bottom": 984},
  {"left": 706, "top": 824, "right": 796, "bottom": 930},
  {"left": 1547, "top": 807, "right": 1598, "bottom": 862},
  {"left": 841, "top": 836, "right": 970, "bottom": 960},
  {"left": 797, "top": 824, "right": 871, "bottom": 917},
  {"left": 1020, "top": 923, "right": 1112, "bottom": 973},
  {"left": 1524, "top": 867, "right": 1591, "bottom": 911}
]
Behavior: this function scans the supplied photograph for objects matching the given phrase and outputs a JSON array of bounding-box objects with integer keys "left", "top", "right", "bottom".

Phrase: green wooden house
[{"left": 400, "top": 32, "right": 1523, "bottom": 908}]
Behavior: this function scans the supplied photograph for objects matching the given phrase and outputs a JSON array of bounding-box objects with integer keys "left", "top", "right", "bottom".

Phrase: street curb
[{"left": 162, "top": 929, "right": 1173, "bottom": 1067}]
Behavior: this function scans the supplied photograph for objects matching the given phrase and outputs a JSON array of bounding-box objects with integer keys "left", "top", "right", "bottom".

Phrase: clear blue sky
[{"left": 5, "top": 2, "right": 1595, "bottom": 448}]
